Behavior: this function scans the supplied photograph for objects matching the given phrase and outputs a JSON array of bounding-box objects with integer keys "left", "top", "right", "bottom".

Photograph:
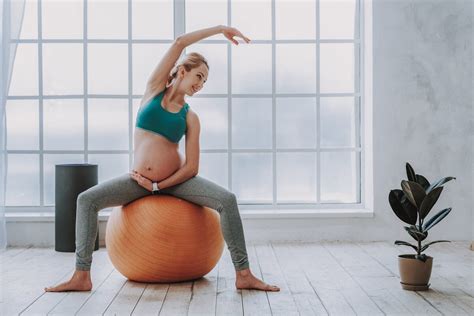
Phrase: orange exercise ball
[{"left": 105, "top": 195, "right": 225, "bottom": 283}]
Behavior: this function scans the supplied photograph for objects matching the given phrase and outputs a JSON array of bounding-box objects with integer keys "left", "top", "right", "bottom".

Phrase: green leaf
[
  {"left": 406, "top": 162, "right": 417, "bottom": 182},
  {"left": 415, "top": 174, "right": 430, "bottom": 190},
  {"left": 401, "top": 180, "right": 426, "bottom": 209},
  {"left": 394, "top": 240, "right": 419, "bottom": 252},
  {"left": 419, "top": 186, "right": 443, "bottom": 220},
  {"left": 420, "top": 240, "right": 451, "bottom": 252},
  {"left": 404, "top": 225, "right": 428, "bottom": 241},
  {"left": 422, "top": 208, "right": 452, "bottom": 231},
  {"left": 389, "top": 190, "right": 417, "bottom": 225},
  {"left": 426, "top": 176, "right": 456, "bottom": 194}
]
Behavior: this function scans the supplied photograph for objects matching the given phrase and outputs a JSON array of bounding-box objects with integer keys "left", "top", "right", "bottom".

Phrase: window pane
[
  {"left": 8, "top": 43, "right": 38, "bottom": 96},
  {"left": 88, "top": 98, "right": 129, "bottom": 150},
  {"left": 320, "top": 151, "right": 357, "bottom": 202},
  {"left": 132, "top": 98, "right": 141, "bottom": 149},
  {"left": 320, "top": 0, "right": 358, "bottom": 39},
  {"left": 6, "top": 154, "right": 40, "bottom": 206},
  {"left": 191, "top": 98, "right": 228, "bottom": 150},
  {"left": 43, "top": 99, "right": 84, "bottom": 150},
  {"left": 232, "top": 153, "right": 272, "bottom": 202},
  {"left": 88, "top": 43, "right": 128, "bottom": 95},
  {"left": 132, "top": 43, "right": 170, "bottom": 95},
  {"left": 185, "top": 44, "right": 227, "bottom": 94},
  {"left": 199, "top": 153, "right": 228, "bottom": 190},
  {"left": 43, "top": 154, "right": 85, "bottom": 206},
  {"left": 276, "top": 97, "right": 316, "bottom": 149},
  {"left": 43, "top": 43, "right": 83, "bottom": 95},
  {"left": 277, "top": 152, "right": 317, "bottom": 203},
  {"left": 232, "top": 44, "right": 272, "bottom": 94},
  {"left": 276, "top": 44, "right": 316, "bottom": 94},
  {"left": 231, "top": 0, "right": 271, "bottom": 40},
  {"left": 132, "top": 0, "right": 173, "bottom": 39},
  {"left": 185, "top": 0, "right": 227, "bottom": 39},
  {"left": 88, "top": 0, "right": 128, "bottom": 39},
  {"left": 320, "top": 97, "right": 356, "bottom": 148},
  {"left": 20, "top": 0, "right": 38, "bottom": 39},
  {"left": 42, "top": 0, "right": 83, "bottom": 39},
  {"left": 232, "top": 98, "right": 272, "bottom": 149},
  {"left": 88, "top": 154, "right": 130, "bottom": 183},
  {"left": 320, "top": 43, "right": 355, "bottom": 93},
  {"left": 6, "top": 99, "right": 39, "bottom": 150},
  {"left": 276, "top": 0, "right": 316, "bottom": 39}
]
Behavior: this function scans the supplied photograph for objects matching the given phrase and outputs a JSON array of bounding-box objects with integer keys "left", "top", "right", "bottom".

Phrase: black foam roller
[{"left": 55, "top": 164, "right": 99, "bottom": 252}]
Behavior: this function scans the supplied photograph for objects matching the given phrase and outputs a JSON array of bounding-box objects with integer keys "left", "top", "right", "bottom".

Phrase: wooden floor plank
[
  {"left": 188, "top": 260, "right": 219, "bottom": 316},
  {"left": 75, "top": 269, "right": 128, "bottom": 315},
  {"left": 254, "top": 243, "right": 299, "bottom": 315},
  {"left": 271, "top": 243, "right": 327, "bottom": 315},
  {"left": 215, "top": 248, "right": 243, "bottom": 316},
  {"left": 357, "top": 241, "right": 472, "bottom": 315},
  {"left": 241, "top": 243, "right": 272, "bottom": 316},
  {"left": 48, "top": 249, "right": 116, "bottom": 315},
  {"left": 1, "top": 242, "right": 471, "bottom": 316}
]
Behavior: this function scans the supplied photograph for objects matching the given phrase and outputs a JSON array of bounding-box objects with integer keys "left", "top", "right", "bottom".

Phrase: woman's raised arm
[{"left": 176, "top": 25, "right": 251, "bottom": 48}]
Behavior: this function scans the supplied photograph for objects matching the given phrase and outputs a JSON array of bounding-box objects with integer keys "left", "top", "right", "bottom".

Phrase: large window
[{"left": 6, "top": 0, "right": 364, "bottom": 213}]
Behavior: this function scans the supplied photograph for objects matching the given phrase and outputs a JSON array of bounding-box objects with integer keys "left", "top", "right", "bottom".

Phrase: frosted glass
[
  {"left": 185, "top": 0, "right": 227, "bottom": 40},
  {"left": 132, "top": 44, "right": 170, "bottom": 95},
  {"left": 320, "top": 97, "right": 356, "bottom": 148},
  {"left": 43, "top": 43, "right": 83, "bottom": 95},
  {"left": 43, "top": 154, "right": 84, "bottom": 206},
  {"left": 132, "top": 0, "right": 173, "bottom": 39},
  {"left": 88, "top": 0, "right": 128, "bottom": 39},
  {"left": 88, "top": 154, "right": 130, "bottom": 183},
  {"left": 190, "top": 98, "right": 228, "bottom": 150},
  {"left": 276, "top": 44, "right": 316, "bottom": 94},
  {"left": 277, "top": 152, "right": 317, "bottom": 202},
  {"left": 232, "top": 153, "right": 272, "bottom": 202},
  {"left": 8, "top": 44, "right": 38, "bottom": 96},
  {"left": 320, "top": 151, "right": 357, "bottom": 202},
  {"left": 43, "top": 99, "right": 84, "bottom": 150},
  {"left": 88, "top": 98, "right": 129, "bottom": 150},
  {"left": 42, "top": 0, "right": 83, "bottom": 39},
  {"left": 231, "top": 0, "right": 271, "bottom": 40},
  {"left": 199, "top": 153, "right": 228, "bottom": 190},
  {"left": 88, "top": 43, "right": 128, "bottom": 95},
  {"left": 232, "top": 98, "right": 272, "bottom": 149},
  {"left": 320, "top": 0, "right": 357, "bottom": 39},
  {"left": 19, "top": 0, "right": 38, "bottom": 39},
  {"left": 6, "top": 154, "right": 40, "bottom": 206},
  {"left": 276, "top": 97, "right": 317, "bottom": 149},
  {"left": 185, "top": 44, "right": 227, "bottom": 94},
  {"left": 275, "top": 0, "right": 316, "bottom": 39},
  {"left": 320, "top": 43, "right": 355, "bottom": 93},
  {"left": 232, "top": 44, "right": 272, "bottom": 94},
  {"left": 6, "top": 99, "right": 39, "bottom": 150}
]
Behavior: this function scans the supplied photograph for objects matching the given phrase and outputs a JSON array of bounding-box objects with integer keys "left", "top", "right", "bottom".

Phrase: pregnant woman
[{"left": 45, "top": 25, "right": 280, "bottom": 292}]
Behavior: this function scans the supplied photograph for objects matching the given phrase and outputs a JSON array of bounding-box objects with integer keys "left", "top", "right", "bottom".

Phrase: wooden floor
[{"left": 1, "top": 241, "right": 472, "bottom": 316}]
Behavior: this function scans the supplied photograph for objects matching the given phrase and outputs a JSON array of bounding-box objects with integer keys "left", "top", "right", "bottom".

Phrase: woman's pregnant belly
[{"left": 132, "top": 128, "right": 185, "bottom": 182}]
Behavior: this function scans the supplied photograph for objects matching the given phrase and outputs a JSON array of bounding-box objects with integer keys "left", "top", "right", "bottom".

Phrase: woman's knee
[{"left": 222, "top": 192, "right": 238, "bottom": 207}]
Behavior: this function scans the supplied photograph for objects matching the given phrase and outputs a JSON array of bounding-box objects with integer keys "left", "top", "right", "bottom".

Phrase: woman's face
[{"left": 180, "top": 63, "right": 209, "bottom": 96}]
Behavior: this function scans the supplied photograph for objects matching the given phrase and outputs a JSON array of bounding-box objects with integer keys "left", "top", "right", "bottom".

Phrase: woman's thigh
[
  {"left": 77, "top": 173, "right": 151, "bottom": 210},
  {"left": 159, "top": 175, "right": 235, "bottom": 210}
]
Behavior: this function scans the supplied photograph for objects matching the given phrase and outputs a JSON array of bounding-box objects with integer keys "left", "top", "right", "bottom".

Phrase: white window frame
[{"left": 6, "top": 0, "right": 373, "bottom": 218}]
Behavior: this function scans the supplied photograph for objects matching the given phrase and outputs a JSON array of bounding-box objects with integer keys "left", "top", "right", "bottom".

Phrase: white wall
[{"left": 6, "top": 0, "right": 473, "bottom": 246}]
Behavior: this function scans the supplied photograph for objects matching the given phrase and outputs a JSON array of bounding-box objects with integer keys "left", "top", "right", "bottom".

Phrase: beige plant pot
[{"left": 398, "top": 254, "right": 433, "bottom": 291}]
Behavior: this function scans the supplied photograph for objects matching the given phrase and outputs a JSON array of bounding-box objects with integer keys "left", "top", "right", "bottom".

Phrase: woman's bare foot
[
  {"left": 44, "top": 270, "right": 93, "bottom": 292},
  {"left": 235, "top": 268, "right": 280, "bottom": 292}
]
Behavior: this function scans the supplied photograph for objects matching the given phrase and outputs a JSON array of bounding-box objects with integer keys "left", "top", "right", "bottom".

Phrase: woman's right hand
[{"left": 221, "top": 26, "right": 251, "bottom": 45}]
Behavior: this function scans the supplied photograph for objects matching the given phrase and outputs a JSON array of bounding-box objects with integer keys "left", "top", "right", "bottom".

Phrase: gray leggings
[{"left": 75, "top": 173, "right": 250, "bottom": 272}]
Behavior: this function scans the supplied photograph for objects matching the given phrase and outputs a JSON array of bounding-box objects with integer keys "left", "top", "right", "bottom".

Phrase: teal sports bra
[{"left": 135, "top": 88, "right": 189, "bottom": 143}]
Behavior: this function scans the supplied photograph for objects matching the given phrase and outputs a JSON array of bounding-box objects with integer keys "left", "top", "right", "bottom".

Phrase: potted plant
[{"left": 388, "top": 162, "right": 456, "bottom": 291}]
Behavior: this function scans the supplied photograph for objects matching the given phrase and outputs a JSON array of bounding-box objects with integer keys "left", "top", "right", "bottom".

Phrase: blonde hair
[{"left": 166, "top": 52, "right": 209, "bottom": 88}]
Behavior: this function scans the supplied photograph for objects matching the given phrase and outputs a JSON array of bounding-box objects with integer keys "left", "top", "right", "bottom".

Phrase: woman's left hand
[
  {"left": 221, "top": 26, "right": 251, "bottom": 45},
  {"left": 129, "top": 170, "right": 153, "bottom": 192}
]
